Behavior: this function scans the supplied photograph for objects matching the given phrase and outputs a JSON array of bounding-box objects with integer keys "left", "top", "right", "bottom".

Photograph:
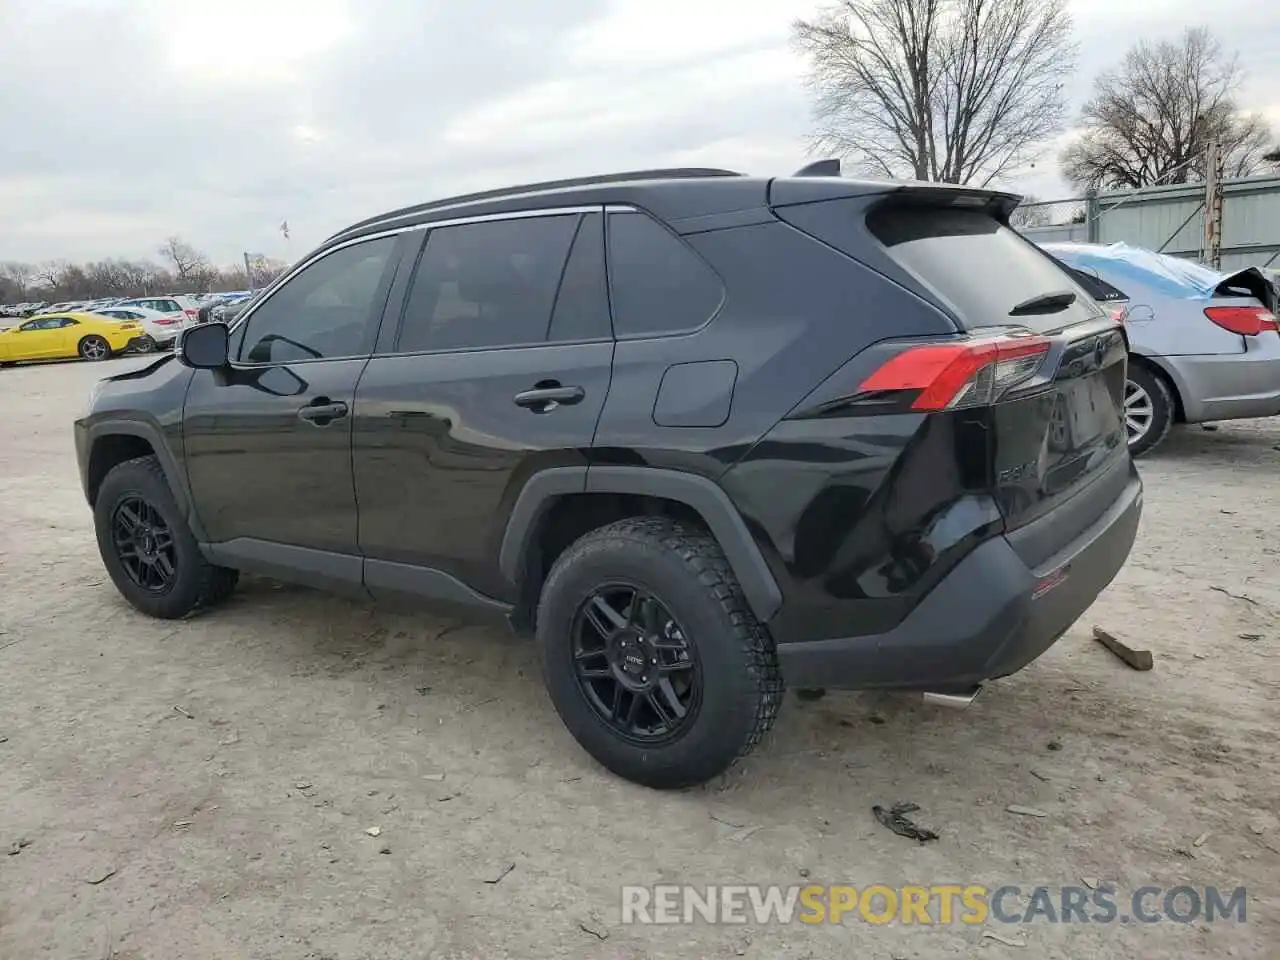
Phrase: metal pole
[
  {"left": 244, "top": 252, "right": 255, "bottom": 293},
  {"left": 1085, "top": 189, "right": 1100, "bottom": 243}
]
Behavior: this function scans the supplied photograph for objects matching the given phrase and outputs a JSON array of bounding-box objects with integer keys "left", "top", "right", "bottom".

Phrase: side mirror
[{"left": 178, "top": 322, "right": 229, "bottom": 369}]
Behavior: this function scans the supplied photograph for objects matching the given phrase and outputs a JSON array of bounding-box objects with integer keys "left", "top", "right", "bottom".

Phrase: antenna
[{"left": 793, "top": 159, "right": 841, "bottom": 178}]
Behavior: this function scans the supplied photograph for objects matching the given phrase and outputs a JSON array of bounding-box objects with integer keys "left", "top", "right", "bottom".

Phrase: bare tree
[
  {"left": 157, "top": 236, "right": 210, "bottom": 286},
  {"left": 32, "top": 260, "right": 70, "bottom": 291},
  {"left": 793, "top": 0, "right": 1076, "bottom": 186},
  {"left": 0, "top": 262, "right": 33, "bottom": 299},
  {"left": 1008, "top": 195, "right": 1054, "bottom": 227},
  {"left": 1062, "top": 28, "right": 1273, "bottom": 190}
]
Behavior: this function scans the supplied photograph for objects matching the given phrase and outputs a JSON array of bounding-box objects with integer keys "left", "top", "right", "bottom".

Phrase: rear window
[{"left": 867, "top": 206, "right": 1102, "bottom": 331}]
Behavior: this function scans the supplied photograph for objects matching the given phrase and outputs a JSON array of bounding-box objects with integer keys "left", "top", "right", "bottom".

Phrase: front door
[
  {"left": 354, "top": 211, "right": 614, "bottom": 602},
  {"left": 13, "top": 317, "right": 65, "bottom": 359},
  {"left": 182, "top": 234, "right": 404, "bottom": 571}
]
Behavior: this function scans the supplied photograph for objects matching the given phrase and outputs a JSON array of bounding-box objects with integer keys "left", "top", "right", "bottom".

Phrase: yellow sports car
[{"left": 0, "top": 312, "right": 144, "bottom": 365}]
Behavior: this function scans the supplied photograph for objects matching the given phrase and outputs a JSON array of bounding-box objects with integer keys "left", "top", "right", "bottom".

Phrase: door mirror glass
[{"left": 179, "top": 322, "right": 229, "bottom": 369}]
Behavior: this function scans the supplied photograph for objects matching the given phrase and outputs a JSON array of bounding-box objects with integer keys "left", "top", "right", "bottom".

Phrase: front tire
[
  {"left": 94, "top": 455, "right": 238, "bottom": 618},
  {"left": 1125, "top": 363, "right": 1174, "bottom": 457},
  {"left": 78, "top": 335, "right": 111, "bottom": 361},
  {"left": 536, "top": 517, "right": 783, "bottom": 788}
]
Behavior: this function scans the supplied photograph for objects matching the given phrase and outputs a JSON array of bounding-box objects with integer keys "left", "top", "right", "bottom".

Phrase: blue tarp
[{"left": 1045, "top": 243, "right": 1224, "bottom": 300}]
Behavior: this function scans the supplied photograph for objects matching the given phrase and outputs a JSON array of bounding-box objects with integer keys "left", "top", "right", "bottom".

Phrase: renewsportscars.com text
[{"left": 621, "top": 884, "right": 1247, "bottom": 926}]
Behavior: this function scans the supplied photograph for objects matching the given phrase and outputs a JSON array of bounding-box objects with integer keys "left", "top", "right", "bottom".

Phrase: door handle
[
  {"left": 513, "top": 384, "right": 585, "bottom": 412},
  {"left": 297, "top": 399, "right": 349, "bottom": 425}
]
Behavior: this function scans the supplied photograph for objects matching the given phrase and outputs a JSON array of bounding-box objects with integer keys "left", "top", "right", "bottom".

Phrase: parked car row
[
  {"left": 0, "top": 291, "right": 257, "bottom": 365},
  {"left": 1, "top": 290, "right": 255, "bottom": 321}
]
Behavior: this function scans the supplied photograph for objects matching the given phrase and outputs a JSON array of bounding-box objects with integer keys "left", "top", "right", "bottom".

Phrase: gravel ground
[{"left": 0, "top": 356, "right": 1277, "bottom": 960}]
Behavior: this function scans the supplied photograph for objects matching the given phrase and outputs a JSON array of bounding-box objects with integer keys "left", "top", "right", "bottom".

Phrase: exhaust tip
[{"left": 922, "top": 687, "right": 983, "bottom": 710}]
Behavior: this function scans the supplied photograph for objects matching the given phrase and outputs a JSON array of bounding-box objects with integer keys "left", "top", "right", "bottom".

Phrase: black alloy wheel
[
  {"left": 571, "top": 583, "right": 701, "bottom": 743},
  {"left": 111, "top": 495, "right": 177, "bottom": 593}
]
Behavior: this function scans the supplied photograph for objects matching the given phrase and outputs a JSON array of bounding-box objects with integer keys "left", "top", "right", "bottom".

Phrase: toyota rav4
[{"left": 75, "top": 165, "right": 1142, "bottom": 788}]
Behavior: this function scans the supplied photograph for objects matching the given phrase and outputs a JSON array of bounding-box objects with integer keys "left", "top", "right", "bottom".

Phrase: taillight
[
  {"left": 155, "top": 316, "right": 180, "bottom": 325},
  {"left": 1205, "top": 305, "right": 1278, "bottom": 336},
  {"left": 859, "top": 335, "right": 1051, "bottom": 411}
]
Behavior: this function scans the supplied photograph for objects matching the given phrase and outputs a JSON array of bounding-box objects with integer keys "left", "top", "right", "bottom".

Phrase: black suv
[{"left": 75, "top": 166, "right": 1142, "bottom": 788}]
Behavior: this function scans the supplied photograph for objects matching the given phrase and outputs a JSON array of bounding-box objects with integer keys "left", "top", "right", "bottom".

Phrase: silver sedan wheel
[{"left": 1124, "top": 379, "right": 1154, "bottom": 445}]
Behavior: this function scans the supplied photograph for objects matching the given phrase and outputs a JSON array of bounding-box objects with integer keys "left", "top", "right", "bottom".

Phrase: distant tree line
[{"left": 0, "top": 236, "right": 289, "bottom": 304}]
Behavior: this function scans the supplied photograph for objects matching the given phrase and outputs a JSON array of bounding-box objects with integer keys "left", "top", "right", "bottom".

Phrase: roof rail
[
  {"left": 793, "top": 159, "right": 842, "bottom": 177},
  {"left": 331, "top": 167, "right": 744, "bottom": 240}
]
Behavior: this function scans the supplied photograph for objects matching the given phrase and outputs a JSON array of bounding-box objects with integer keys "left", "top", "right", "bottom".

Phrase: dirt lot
[{"left": 0, "top": 356, "right": 1276, "bottom": 960}]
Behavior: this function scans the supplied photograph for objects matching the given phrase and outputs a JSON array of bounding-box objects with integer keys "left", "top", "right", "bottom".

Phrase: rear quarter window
[
  {"left": 606, "top": 211, "right": 724, "bottom": 338},
  {"left": 867, "top": 205, "right": 1102, "bottom": 332}
]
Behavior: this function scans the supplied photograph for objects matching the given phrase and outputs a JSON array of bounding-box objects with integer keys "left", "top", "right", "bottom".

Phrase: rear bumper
[
  {"left": 1155, "top": 341, "right": 1280, "bottom": 423},
  {"left": 775, "top": 464, "right": 1142, "bottom": 690}
]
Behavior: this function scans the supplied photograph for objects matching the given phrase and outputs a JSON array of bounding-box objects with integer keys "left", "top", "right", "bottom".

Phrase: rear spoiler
[
  {"left": 770, "top": 159, "right": 1021, "bottom": 218},
  {"left": 1214, "top": 267, "right": 1277, "bottom": 314}
]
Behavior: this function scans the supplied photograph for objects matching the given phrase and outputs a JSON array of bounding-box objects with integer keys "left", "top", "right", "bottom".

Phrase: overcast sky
[{"left": 1, "top": 0, "right": 1277, "bottom": 266}]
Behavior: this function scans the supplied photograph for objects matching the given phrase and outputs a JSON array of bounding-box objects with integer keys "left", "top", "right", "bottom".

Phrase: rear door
[
  {"left": 353, "top": 210, "right": 614, "bottom": 603},
  {"left": 862, "top": 203, "right": 1129, "bottom": 541}
]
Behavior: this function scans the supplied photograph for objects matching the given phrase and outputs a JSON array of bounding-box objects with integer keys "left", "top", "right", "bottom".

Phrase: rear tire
[
  {"left": 78, "top": 335, "right": 111, "bottom": 361},
  {"left": 536, "top": 517, "right": 783, "bottom": 788},
  {"left": 94, "top": 455, "right": 238, "bottom": 618},
  {"left": 1124, "top": 363, "right": 1174, "bottom": 457}
]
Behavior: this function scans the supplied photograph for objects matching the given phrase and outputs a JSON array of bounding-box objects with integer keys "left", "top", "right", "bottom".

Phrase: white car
[
  {"left": 95, "top": 306, "right": 190, "bottom": 350},
  {"left": 112, "top": 296, "right": 200, "bottom": 325}
]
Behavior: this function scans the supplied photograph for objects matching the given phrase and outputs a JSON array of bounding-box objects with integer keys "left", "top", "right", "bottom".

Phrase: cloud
[{"left": 0, "top": 0, "right": 1275, "bottom": 265}]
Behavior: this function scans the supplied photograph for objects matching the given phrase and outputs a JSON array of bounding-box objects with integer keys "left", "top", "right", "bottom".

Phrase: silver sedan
[{"left": 1042, "top": 242, "right": 1280, "bottom": 455}]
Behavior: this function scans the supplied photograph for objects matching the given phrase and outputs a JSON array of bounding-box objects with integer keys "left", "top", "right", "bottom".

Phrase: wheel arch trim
[
  {"left": 499, "top": 465, "right": 783, "bottom": 622},
  {"left": 84, "top": 419, "right": 206, "bottom": 541}
]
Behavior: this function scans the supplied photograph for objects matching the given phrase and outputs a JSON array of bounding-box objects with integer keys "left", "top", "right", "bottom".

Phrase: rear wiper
[{"left": 1008, "top": 290, "right": 1076, "bottom": 316}]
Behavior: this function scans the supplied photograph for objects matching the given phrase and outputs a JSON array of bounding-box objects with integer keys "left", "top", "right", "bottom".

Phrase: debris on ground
[
  {"left": 364, "top": 826, "right": 381, "bottom": 837},
  {"left": 1091, "top": 627, "right": 1154, "bottom": 671},
  {"left": 724, "top": 825, "right": 763, "bottom": 843},
  {"left": 482, "top": 861, "right": 515, "bottom": 885},
  {"left": 1046, "top": 740, "right": 1062, "bottom": 752},
  {"left": 1173, "top": 846, "right": 1196, "bottom": 859},
  {"left": 294, "top": 781, "right": 312, "bottom": 790},
  {"left": 1029, "top": 769, "right": 1051, "bottom": 782},
  {"left": 1238, "top": 633, "right": 1263, "bottom": 641},
  {"left": 172, "top": 705, "right": 194, "bottom": 719},
  {"left": 1193, "top": 832, "right": 1210, "bottom": 847},
  {"left": 422, "top": 772, "right": 446, "bottom": 782},
  {"left": 85, "top": 866, "right": 117, "bottom": 885},
  {"left": 7, "top": 838, "right": 31, "bottom": 856},
  {"left": 1081, "top": 877, "right": 1098, "bottom": 890},
  {"left": 172, "top": 819, "right": 193, "bottom": 828},
  {"left": 872, "top": 802, "right": 938, "bottom": 843},
  {"left": 982, "top": 929, "right": 1028, "bottom": 947},
  {"left": 378, "top": 845, "right": 392, "bottom": 855},
  {"left": 1210, "top": 585, "right": 1260, "bottom": 606},
  {"left": 1006, "top": 805, "right": 1050, "bottom": 818},
  {"left": 578, "top": 919, "right": 609, "bottom": 941}
]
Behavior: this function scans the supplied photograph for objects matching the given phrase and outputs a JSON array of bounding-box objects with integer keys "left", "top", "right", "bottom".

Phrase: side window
[
  {"left": 396, "top": 214, "right": 578, "bottom": 354},
  {"left": 239, "top": 236, "right": 397, "bottom": 363},
  {"left": 607, "top": 211, "right": 723, "bottom": 338},
  {"left": 546, "top": 213, "right": 611, "bottom": 343},
  {"left": 59, "top": 318, "right": 78, "bottom": 328}
]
